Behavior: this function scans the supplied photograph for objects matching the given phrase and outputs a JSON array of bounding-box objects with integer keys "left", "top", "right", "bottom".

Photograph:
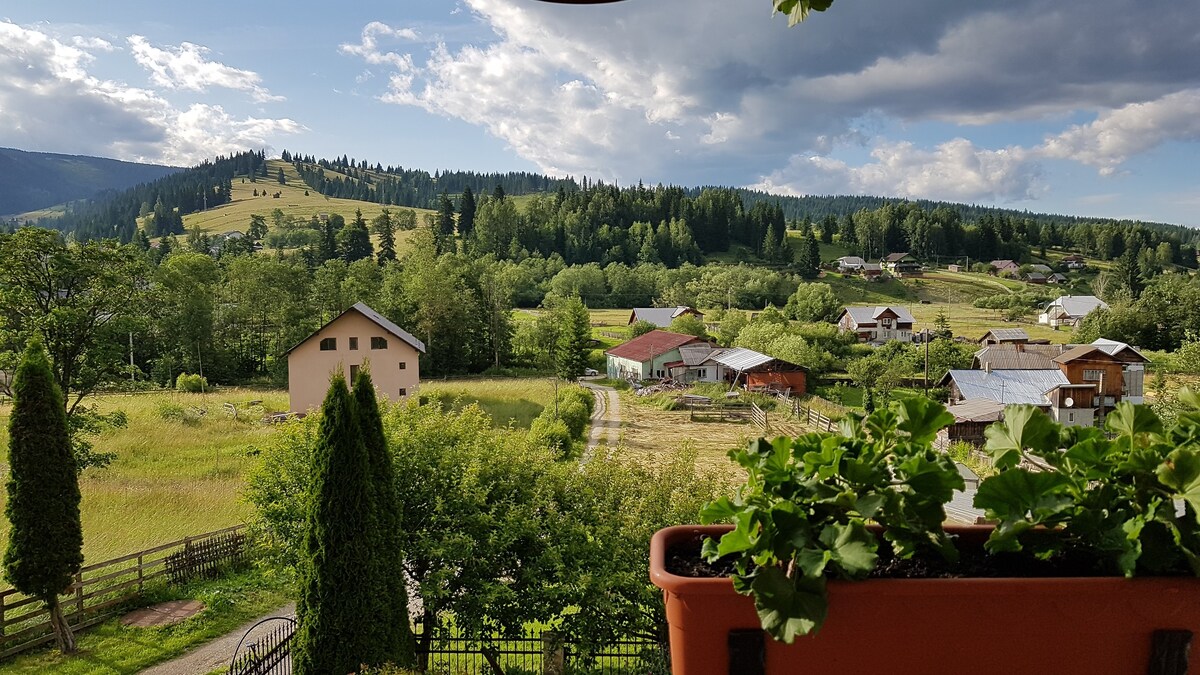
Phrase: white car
[{"left": 583, "top": 368, "right": 599, "bottom": 376}]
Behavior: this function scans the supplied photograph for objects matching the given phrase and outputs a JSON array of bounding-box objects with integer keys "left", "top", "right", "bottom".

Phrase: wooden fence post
[
  {"left": 75, "top": 572, "right": 84, "bottom": 622},
  {"left": 137, "top": 553, "right": 145, "bottom": 594},
  {"left": 1, "top": 592, "right": 6, "bottom": 637}
]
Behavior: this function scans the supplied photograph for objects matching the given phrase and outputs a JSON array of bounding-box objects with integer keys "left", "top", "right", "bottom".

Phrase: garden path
[
  {"left": 138, "top": 602, "right": 294, "bottom": 675},
  {"left": 579, "top": 380, "right": 620, "bottom": 464}
]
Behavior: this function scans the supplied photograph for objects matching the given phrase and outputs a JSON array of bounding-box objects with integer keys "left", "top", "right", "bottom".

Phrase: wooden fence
[
  {"left": 750, "top": 402, "right": 768, "bottom": 432},
  {"left": 0, "top": 525, "right": 246, "bottom": 660},
  {"left": 778, "top": 393, "right": 848, "bottom": 433}
]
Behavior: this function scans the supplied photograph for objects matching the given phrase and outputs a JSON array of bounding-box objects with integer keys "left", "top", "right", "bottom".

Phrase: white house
[
  {"left": 835, "top": 256, "right": 867, "bottom": 272},
  {"left": 605, "top": 330, "right": 705, "bottom": 381},
  {"left": 836, "top": 306, "right": 915, "bottom": 344},
  {"left": 1039, "top": 295, "right": 1108, "bottom": 327}
]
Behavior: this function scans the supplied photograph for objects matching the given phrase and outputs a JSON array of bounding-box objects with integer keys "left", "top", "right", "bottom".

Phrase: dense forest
[
  {"left": 0, "top": 147, "right": 179, "bottom": 215},
  {"left": 6, "top": 150, "right": 1196, "bottom": 275}
]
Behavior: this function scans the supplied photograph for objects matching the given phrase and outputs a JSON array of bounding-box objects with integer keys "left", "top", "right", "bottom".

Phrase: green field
[
  {"left": 421, "top": 377, "right": 559, "bottom": 429},
  {"left": 0, "top": 388, "right": 287, "bottom": 566}
]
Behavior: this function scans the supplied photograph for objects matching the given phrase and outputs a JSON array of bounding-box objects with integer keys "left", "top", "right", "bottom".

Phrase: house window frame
[
  {"left": 350, "top": 364, "right": 360, "bottom": 380},
  {"left": 319, "top": 337, "right": 337, "bottom": 351},
  {"left": 349, "top": 337, "right": 359, "bottom": 351},
  {"left": 1083, "top": 369, "right": 1104, "bottom": 382},
  {"left": 399, "top": 361, "right": 407, "bottom": 370},
  {"left": 399, "top": 387, "right": 407, "bottom": 397},
  {"left": 371, "top": 336, "right": 388, "bottom": 350}
]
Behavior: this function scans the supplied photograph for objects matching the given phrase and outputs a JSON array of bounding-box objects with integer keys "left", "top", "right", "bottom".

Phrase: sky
[{"left": 1, "top": 0, "right": 1198, "bottom": 225}]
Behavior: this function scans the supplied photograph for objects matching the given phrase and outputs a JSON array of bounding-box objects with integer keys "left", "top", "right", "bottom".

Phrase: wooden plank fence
[
  {"left": 0, "top": 525, "right": 245, "bottom": 660},
  {"left": 750, "top": 402, "right": 768, "bottom": 432},
  {"left": 777, "top": 393, "right": 848, "bottom": 433}
]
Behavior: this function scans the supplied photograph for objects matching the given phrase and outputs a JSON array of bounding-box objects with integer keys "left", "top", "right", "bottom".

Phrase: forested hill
[{"left": 0, "top": 147, "right": 179, "bottom": 216}]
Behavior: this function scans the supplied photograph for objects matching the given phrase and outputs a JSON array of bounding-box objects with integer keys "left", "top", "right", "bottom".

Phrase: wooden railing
[{"left": 0, "top": 524, "right": 245, "bottom": 660}]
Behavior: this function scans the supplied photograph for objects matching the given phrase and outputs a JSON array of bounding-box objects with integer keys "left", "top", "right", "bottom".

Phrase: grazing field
[
  {"left": 171, "top": 159, "right": 433, "bottom": 242},
  {"left": 421, "top": 377, "right": 559, "bottom": 429},
  {"left": 0, "top": 388, "right": 287, "bottom": 566}
]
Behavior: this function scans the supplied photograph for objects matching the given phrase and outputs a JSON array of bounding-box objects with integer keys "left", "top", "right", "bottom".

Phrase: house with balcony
[
  {"left": 881, "top": 252, "right": 921, "bottom": 276},
  {"left": 836, "top": 306, "right": 915, "bottom": 344}
]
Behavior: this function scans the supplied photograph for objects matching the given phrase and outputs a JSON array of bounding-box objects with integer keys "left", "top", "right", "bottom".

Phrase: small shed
[
  {"left": 935, "top": 399, "right": 1006, "bottom": 450},
  {"left": 947, "top": 264, "right": 964, "bottom": 273}
]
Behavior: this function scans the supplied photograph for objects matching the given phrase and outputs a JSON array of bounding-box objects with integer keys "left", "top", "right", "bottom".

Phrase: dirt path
[
  {"left": 579, "top": 380, "right": 620, "bottom": 464},
  {"left": 139, "top": 602, "right": 295, "bottom": 675}
]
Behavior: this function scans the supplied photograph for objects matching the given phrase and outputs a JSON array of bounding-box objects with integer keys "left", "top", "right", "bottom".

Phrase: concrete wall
[{"left": 288, "top": 311, "right": 421, "bottom": 412}]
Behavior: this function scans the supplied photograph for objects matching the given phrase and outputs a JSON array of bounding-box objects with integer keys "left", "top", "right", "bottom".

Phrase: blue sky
[{"left": 1, "top": 1, "right": 1197, "bottom": 225}]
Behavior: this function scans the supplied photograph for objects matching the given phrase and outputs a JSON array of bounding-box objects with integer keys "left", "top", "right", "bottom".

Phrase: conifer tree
[
  {"left": 352, "top": 367, "right": 416, "bottom": 668},
  {"left": 555, "top": 296, "right": 592, "bottom": 380},
  {"left": 3, "top": 341, "right": 84, "bottom": 653},
  {"left": 437, "top": 193, "right": 456, "bottom": 239},
  {"left": 294, "top": 373, "right": 377, "bottom": 674},
  {"left": 458, "top": 187, "right": 476, "bottom": 239}
]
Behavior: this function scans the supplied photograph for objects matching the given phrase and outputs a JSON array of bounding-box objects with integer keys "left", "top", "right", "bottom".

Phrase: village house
[
  {"left": 836, "top": 306, "right": 915, "bottom": 344},
  {"left": 1091, "top": 338, "right": 1149, "bottom": 404},
  {"left": 605, "top": 330, "right": 705, "bottom": 381},
  {"left": 628, "top": 306, "right": 703, "bottom": 328},
  {"left": 946, "top": 263, "right": 964, "bottom": 273},
  {"left": 1024, "top": 271, "right": 1048, "bottom": 284},
  {"left": 860, "top": 263, "right": 883, "bottom": 279},
  {"left": 989, "top": 259, "right": 1020, "bottom": 276},
  {"left": 1039, "top": 295, "right": 1108, "bottom": 327},
  {"left": 936, "top": 399, "right": 1006, "bottom": 450},
  {"left": 978, "top": 328, "right": 1031, "bottom": 346},
  {"left": 881, "top": 252, "right": 921, "bottom": 276},
  {"left": 939, "top": 368, "right": 1095, "bottom": 427},
  {"left": 835, "top": 255, "right": 867, "bottom": 272},
  {"left": 285, "top": 302, "right": 425, "bottom": 413},
  {"left": 1062, "top": 254, "right": 1087, "bottom": 270}
]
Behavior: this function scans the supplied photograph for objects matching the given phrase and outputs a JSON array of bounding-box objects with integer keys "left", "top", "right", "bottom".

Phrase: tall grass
[
  {"left": 0, "top": 388, "right": 288, "bottom": 566},
  {"left": 421, "top": 378, "right": 558, "bottom": 430}
]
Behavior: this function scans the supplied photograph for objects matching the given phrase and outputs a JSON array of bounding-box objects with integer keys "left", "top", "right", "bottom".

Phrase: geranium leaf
[
  {"left": 973, "top": 469, "right": 1071, "bottom": 521},
  {"left": 984, "top": 404, "right": 1059, "bottom": 470},
  {"left": 1105, "top": 402, "right": 1163, "bottom": 439},
  {"left": 818, "top": 521, "right": 877, "bottom": 577},
  {"left": 750, "top": 567, "right": 828, "bottom": 643},
  {"left": 893, "top": 396, "right": 955, "bottom": 444},
  {"left": 1158, "top": 448, "right": 1200, "bottom": 519}
]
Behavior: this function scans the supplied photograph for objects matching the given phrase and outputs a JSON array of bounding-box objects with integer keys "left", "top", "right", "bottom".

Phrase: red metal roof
[{"left": 605, "top": 330, "right": 704, "bottom": 363}]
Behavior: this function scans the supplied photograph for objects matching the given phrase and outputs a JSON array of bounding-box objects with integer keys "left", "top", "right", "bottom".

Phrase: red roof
[{"left": 606, "top": 330, "right": 704, "bottom": 363}]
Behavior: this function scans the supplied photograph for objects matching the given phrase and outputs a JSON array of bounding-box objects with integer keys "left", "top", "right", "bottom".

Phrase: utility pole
[{"left": 129, "top": 331, "right": 135, "bottom": 383}]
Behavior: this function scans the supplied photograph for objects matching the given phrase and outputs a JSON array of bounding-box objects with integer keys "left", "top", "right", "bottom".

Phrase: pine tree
[
  {"left": 294, "top": 373, "right": 378, "bottom": 674},
  {"left": 437, "top": 193, "right": 456, "bottom": 239},
  {"left": 555, "top": 296, "right": 592, "bottom": 380},
  {"left": 374, "top": 210, "right": 397, "bottom": 264},
  {"left": 352, "top": 368, "right": 416, "bottom": 668},
  {"left": 458, "top": 187, "right": 476, "bottom": 239},
  {"left": 3, "top": 341, "right": 84, "bottom": 653}
]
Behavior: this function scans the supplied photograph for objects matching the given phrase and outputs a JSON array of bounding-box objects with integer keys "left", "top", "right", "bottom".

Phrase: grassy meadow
[
  {"left": 152, "top": 160, "right": 432, "bottom": 257},
  {"left": 0, "top": 388, "right": 287, "bottom": 567},
  {"left": 421, "top": 377, "right": 560, "bottom": 429}
]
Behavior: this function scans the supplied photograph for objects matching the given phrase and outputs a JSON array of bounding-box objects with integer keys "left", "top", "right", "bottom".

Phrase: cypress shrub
[
  {"left": 353, "top": 367, "right": 416, "bottom": 668},
  {"left": 3, "top": 341, "right": 84, "bottom": 653},
  {"left": 294, "top": 373, "right": 377, "bottom": 674}
]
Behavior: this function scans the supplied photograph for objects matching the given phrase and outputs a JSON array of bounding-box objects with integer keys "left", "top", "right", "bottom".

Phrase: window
[
  {"left": 696, "top": 368, "right": 707, "bottom": 379},
  {"left": 882, "top": 318, "right": 893, "bottom": 328},
  {"left": 1083, "top": 369, "right": 1104, "bottom": 381},
  {"left": 350, "top": 365, "right": 360, "bottom": 380},
  {"left": 398, "top": 388, "right": 407, "bottom": 397},
  {"left": 371, "top": 336, "right": 388, "bottom": 350},
  {"left": 349, "top": 337, "right": 359, "bottom": 351},
  {"left": 1067, "top": 412, "right": 1074, "bottom": 423},
  {"left": 319, "top": 337, "right": 336, "bottom": 351},
  {"left": 399, "top": 361, "right": 407, "bottom": 370}
]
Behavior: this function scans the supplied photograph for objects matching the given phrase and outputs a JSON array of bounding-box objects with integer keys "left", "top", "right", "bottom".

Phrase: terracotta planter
[{"left": 651, "top": 524, "right": 1200, "bottom": 675}]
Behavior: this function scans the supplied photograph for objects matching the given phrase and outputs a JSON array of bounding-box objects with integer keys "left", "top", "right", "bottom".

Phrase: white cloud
[
  {"left": 339, "top": 21, "right": 422, "bottom": 69},
  {"left": 71, "top": 36, "right": 114, "bottom": 51},
  {"left": 753, "top": 138, "right": 1041, "bottom": 203},
  {"left": 0, "top": 21, "right": 303, "bottom": 166},
  {"left": 1039, "top": 89, "right": 1200, "bottom": 175},
  {"left": 126, "top": 35, "right": 282, "bottom": 103},
  {"left": 343, "top": 0, "right": 1200, "bottom": 202}
]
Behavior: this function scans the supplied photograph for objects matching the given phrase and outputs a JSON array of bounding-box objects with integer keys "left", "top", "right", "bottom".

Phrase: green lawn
[
  {"left": 0, "top": 388, "right": 288, "bottom": 566},
  {"left": 421, "top": 377, "right": 559, "bottom": 429}
]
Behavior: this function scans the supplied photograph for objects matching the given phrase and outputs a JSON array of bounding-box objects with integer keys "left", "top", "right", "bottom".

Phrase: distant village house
[
  {"left": 837, "top": 306, "right": 915, "bottom": 344},
  {"left": 606, "top": 330, "right": 705, "bottom": 380},
  {"left": 628, "top": 306, "right": 704, "bottom": 329},
  {"left": 1039, "top": 295, "right": 1108, "bottom": 327},
  {"left": 881, "top": 252, "right": 921, "bottom": 276}
]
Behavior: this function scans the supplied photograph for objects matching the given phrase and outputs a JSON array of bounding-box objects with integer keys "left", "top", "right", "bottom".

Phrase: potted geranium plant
[{"left": 651, "top": 395, "right": 1200, "bottom": 675}]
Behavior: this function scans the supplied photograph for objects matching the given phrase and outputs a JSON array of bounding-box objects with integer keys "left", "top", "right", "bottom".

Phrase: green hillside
[{"left": 0, "top": 147, "right": 178, "bottom": 216}]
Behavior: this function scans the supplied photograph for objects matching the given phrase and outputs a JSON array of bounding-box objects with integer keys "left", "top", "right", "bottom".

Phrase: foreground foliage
[{"left": 247, "top": 398, "right": 726, "bottom": 656}]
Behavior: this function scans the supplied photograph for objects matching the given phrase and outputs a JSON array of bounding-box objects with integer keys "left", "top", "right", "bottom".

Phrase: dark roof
[
  {"left": 980, "top": 328, "right": 1030, "bottom": 342},
  {"left": 284, "top": 302, "right": 426, "bottom": 356},
  {"left": 883, "top": 252, "right": 914, "bottom": 262},
  {"left": 605, "top": 330, "right": 703, "bottom": 363},
  {"left": 1052, "top": 345, "right": 1119, "bottom": 365}
]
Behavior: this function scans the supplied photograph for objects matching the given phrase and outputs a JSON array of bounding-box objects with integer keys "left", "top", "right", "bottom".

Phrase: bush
[
  {"left": 529, "top": 416, "right": 573, "bottom": 456},
  {"left": 175, "top": 372, "right": 208, "bottom": 393}
]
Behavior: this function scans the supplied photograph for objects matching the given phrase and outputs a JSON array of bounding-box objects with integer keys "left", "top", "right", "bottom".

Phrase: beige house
[{"left": 285, "top": 302, "right": 425, "bottom": 413}]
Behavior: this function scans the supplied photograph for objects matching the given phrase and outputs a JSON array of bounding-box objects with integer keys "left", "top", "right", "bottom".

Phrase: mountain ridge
[{"left": 0, "top": 147, "right": 179, "bottom": 216}]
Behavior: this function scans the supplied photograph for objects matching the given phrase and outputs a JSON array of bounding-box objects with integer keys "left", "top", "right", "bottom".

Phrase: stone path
[
  {"left": 121, "top": 600, "right": 205, "bottom": 629},
  {"left": 579, "top": 380, "right": 621, "bottom": 464},
  {"left": 139, "top": 602, "right": 295, "bottom": 675}
]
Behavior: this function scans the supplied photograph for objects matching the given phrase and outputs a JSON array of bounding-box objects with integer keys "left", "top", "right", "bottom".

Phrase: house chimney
[
  {"left": 984, "top": 362, "right": 992, "bottom": 374},
  {"left": 1016, "top": 343, "right": 1024, "bottom": 353}
]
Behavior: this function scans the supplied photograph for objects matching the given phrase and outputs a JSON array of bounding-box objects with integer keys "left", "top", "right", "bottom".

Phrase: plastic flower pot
[{"left": 650, "top": 524, "right": 1200, "bottom": 675}]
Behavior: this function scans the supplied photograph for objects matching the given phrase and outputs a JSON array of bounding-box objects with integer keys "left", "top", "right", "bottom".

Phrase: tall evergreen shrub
[
  {"left": 353, "top": 367, "right": 416, "bottom": 667},
  {"left": 3, "top": 341, "right": 84, "bottom": 653},
  {"left": 294, "top": 373, "right": 377, "bottom": 674}
]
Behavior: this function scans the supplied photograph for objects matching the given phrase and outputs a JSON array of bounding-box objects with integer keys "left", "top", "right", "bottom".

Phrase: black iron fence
[{"left": 225, "top": 620, "right": 663, "bottom": 675}]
